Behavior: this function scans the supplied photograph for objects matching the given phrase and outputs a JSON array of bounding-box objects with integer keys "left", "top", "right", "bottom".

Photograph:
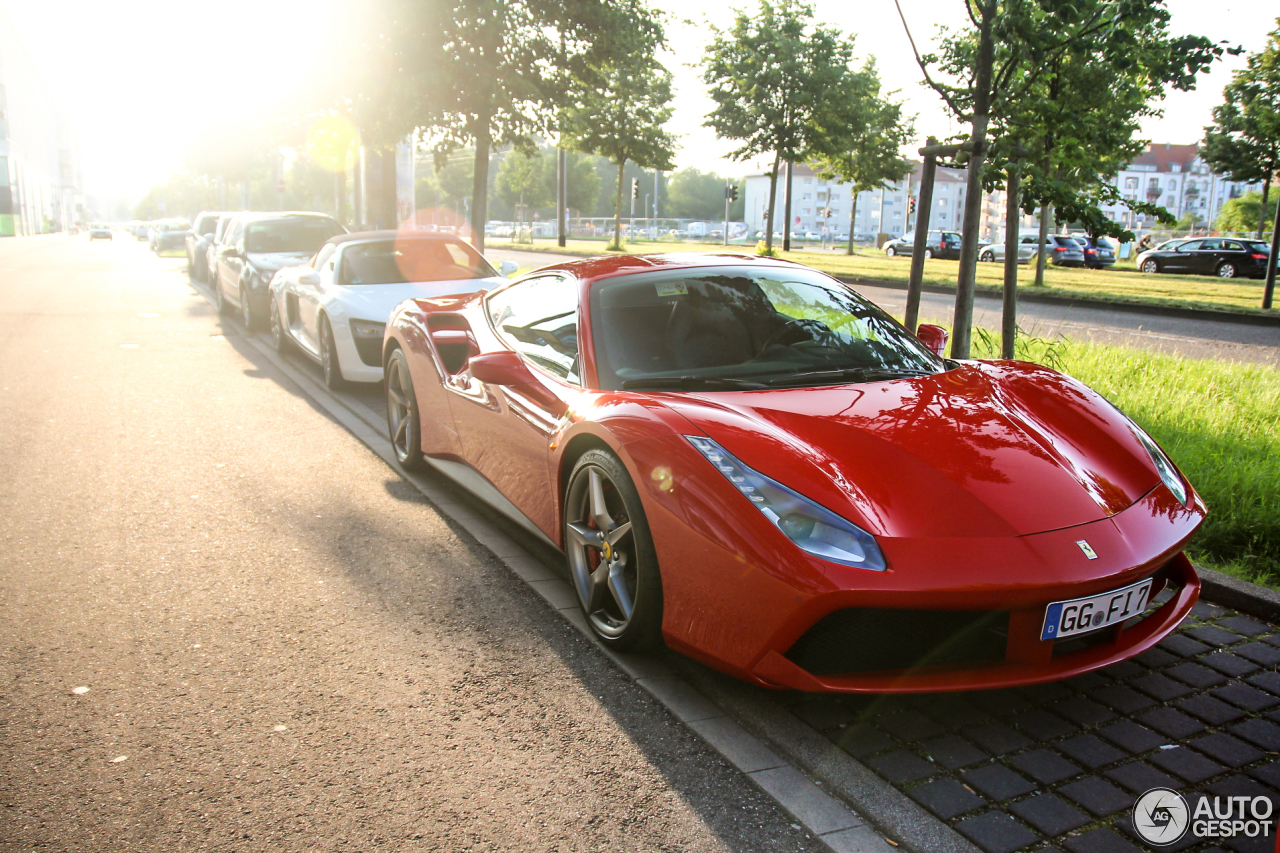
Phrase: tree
[
  {"left": 702, "top": 0, "right": 866, "bottom": 254},
  {"left": 666, "top": 168, "right": 743, "bottom": 220},
  {"left": 495, "top": 151, "right": 553, "bottom": 224},
  {"left": 1214, "top": 190, "right": 1277, "bottom": 234},
  {"left": 810, "top": 59, "right": 913, "bottom": 255},
  {"left": 560, "top": 55, "right": 678, "bottom": 250},
  {"left": 334, "top": 0, "right": 664, "bottom": 252},
  {"left": 897, "top": 0, "right": 1229, "bottom": 357},
  {"left": 1202, "top": 21, "right": 1280, "bottom": 240}
]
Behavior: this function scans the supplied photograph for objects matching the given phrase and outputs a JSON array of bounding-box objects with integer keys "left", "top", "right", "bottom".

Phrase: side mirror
[
  {"left": 298, "top": 271, "right": 320, "bottom": 287},
  {"left": 498, "top": 260, "right": 518, "bottom": 277},
  {"left": 916, "top": 323, "right": 949, "bottom": 357},
  {"left": 468, "top": 351, "right": 535, "bottom": 386}
]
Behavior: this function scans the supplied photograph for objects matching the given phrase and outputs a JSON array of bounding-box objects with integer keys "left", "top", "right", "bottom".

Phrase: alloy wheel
[
  {"left": 240, "top": 288, "right": 253, "bottom": 330},
  {"left": 1142, "top": 260, "right": 1159, "bottom": 274},
  {"left": 386, "top": 356, "right": 415, "bottom": 465},
  {"left": 1218, "top": 263, "right": 1237, "bottom": 279},
  {"left": 270, "top": 299, "right": 289, "bottom": 353},
  {"left": 565, "top": 465, "right": 638, "bottom": 639}
]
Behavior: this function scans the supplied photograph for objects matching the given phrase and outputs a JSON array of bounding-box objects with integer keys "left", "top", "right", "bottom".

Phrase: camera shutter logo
[{"left": 1133, "top": 788, "right": 1190, "bottom": 845}]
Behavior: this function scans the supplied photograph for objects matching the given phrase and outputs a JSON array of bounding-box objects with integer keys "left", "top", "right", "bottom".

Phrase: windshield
[
  {"left": 245, "top": 217, "right": 345, "bottom": 253},
  {"left": 340, "top": 238, "right": 497, "bottom": 285},
  {"left": 589, "top": 266, "right": 946, "bottom": 391}
]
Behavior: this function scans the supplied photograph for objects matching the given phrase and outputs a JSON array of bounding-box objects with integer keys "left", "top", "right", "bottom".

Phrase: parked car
[
  {"left": 978, "top": 233, "right": 1045, "bottom": 263},
  {"left": 269, "top": 230, "right": 516, "bottom": 389},
  {"left": 1137, "top": 237, "right": 1271, "bottom": 279},
  {"left": 883, "top": 230, "right": 962, "bottom": 259},
  {"left": 134, "top": 222, "right": 153, "bottom": 241},
  {"left": 204, "top": 212, "right": 241, "bottom": 284},
  {"left": 382, "top": 252, "right": 1202, "bottom": 691},
  {"left": 185, "top": 212, "right": 223, "bottom": 280},
  {"left": 151, "top": 220, "right": 190, "bottom": 253},
  {"left": 213, "top": 212, "right": 347, "bottom": 330},
  {"left": 88, "top": 224, "right": 112, "bottom": 241},
  {"left": 1073, "top": 235, "right": 1117, "bottom": 269},
  {"left": 1047, "top": 235, "right": 1087, "bottom": 267}
]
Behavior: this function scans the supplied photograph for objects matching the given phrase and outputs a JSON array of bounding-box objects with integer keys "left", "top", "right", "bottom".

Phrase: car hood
[
  {"left": 248, "top": 252, "right": 316, "bottom": 275},
  {"left": 335, "top": 276, "right": 508, "bottom": 322},
  {"left": 661, "top": 361, "right": 1161, "bottom": 539}
]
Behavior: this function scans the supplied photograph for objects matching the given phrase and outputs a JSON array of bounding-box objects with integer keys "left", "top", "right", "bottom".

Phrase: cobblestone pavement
[{"left": 782, "top": 597, "right": 1280, "bottom": 852}]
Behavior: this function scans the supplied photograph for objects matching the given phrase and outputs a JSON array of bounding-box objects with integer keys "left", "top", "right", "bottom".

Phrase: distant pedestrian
[{"left": 1138, "top": 234, "right": 1153, "bottom": 251}]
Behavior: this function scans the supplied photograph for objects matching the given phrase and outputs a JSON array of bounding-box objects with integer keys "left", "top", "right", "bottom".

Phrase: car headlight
[
  {"left": 1128, "top": 421, "right": 1189, "bottom": 506},
  {"left": 686, "top": 435, "right": 886, "bottom": 571},
  {"left": 349, "top": 320, "right": 386, "bottom": 339}
]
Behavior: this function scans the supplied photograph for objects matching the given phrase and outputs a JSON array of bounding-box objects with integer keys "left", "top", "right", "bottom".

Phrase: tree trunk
[
  {"left": 846, "top": 192, "right": 859, "bottom": 255},
  {"left": 1001, "top": 164, "right": 1021, "bottom": 359},
  {"left": 612, "top": 159, "right": 626, "bottom": 250},
  {"left": 470, "top": 124, "right": 492, "bottom": 253},
  {"left": 336, "top": 168, "right": 347, "bottom": 225},
  {"left": 950, "top": 0, "right": 995, "bottom": 359},
  {"left": 1258, "top": 178, "right": 1271, "bottom": 241},
  {"left": 783, "top": 161, "right": 794, "bottom": 252},
  {"left": 1034, "top": 201, "right": 1052, "bottom": 287},
  {"left": 764, "top": 151, "right": 781, "bottom": 254},
  {"left": 380, "top": 148, "right": 398, "bottom": 229}
]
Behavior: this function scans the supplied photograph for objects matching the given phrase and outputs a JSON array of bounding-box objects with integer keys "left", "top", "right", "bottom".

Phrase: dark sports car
[
  {"left": 382, "top": 253, "right": 1203, "bottom": 693},
  {"left": 1137, "top": 237, "right": 1271, "bottom": 279}
]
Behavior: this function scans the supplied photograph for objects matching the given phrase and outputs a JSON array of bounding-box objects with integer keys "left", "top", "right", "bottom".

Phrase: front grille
[
  {"left": 354, "top": 336, "right": 382, "bottom": 367},
  {"left": 786, "top": 608, "right": 1009, "bottom": 676}
]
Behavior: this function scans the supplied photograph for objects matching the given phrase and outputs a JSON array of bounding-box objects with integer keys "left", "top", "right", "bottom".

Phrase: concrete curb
[
  {"left": 193, "top": 277, "right": 905, "bottom": 853},
  {"left": 1197, "top": 565, "right": 1280, "bottom": 623}
]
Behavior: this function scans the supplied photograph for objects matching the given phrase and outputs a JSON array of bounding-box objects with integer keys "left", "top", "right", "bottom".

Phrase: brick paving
[{"left": 782, "top": 599, "right": 1280, "bottom": 852}]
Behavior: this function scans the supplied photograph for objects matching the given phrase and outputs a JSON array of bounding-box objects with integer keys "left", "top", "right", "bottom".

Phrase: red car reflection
[{"left": 382, "top": 253, "right": 1204, "bottom": 693}]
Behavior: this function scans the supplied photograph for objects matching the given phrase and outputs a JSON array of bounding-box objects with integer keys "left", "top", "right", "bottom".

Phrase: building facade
[
  {"left": 1099, "top": 143, "right": 1262, "bottom": 231},
  {"left": 743, "top": 162, "right": 1031, "bottom": 245},
  {"left": 0, "top": 8, "right": 80, "bottom": 236}
]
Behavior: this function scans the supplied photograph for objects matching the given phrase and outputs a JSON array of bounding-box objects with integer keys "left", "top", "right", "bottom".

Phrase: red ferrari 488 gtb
[{"left": 382, "top": 253, "right": 1204, "bottom": 693}]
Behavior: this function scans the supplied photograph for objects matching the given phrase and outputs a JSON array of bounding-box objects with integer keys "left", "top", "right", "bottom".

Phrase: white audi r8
[{"left": 268, "top": 230, "right": 517, "bottom": 388}]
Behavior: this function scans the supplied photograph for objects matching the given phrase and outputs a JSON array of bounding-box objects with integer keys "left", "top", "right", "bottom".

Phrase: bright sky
[{"left": 0, "top": 0, "right": 1273, "bottom": 201}]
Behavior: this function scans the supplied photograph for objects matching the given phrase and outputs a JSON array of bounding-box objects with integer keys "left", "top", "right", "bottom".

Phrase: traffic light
[
  {"left": 908, "top": 196, "right": 917, "bottom": 214},
  {"left": 631, "top": 178, "right": 639, "bottom": 200},
  {"left": 728, "top": 184, "right": 739, "bottom": 202}
]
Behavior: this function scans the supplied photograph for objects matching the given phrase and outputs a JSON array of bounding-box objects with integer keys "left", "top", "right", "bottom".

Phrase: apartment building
[
  {"left": 0, "top": 7, "right": 81, "bottom": 236},
  {"left": 1100, "top": 143, "right": 1262, "bottom": 230}
]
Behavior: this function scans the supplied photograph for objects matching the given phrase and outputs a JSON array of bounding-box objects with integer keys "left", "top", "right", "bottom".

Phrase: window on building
[{"left": 1124, "top": 177, "right": 1138, "bottom": 190}]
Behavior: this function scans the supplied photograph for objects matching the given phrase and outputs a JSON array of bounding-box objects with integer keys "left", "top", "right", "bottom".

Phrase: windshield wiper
[
  {"left": 766, "top": 367, "right": 930, "bottom": 386},
  {"left": 621, "top": 376, "right": 768, "bottom": 391}
]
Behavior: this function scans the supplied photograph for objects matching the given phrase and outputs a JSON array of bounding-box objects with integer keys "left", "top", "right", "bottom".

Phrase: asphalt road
[
  {"left": 0, "top": 234, "right": 825, "bottom": 853},
  {"left": 485, "top": 246, "right": 1280, "bottom": 367}
]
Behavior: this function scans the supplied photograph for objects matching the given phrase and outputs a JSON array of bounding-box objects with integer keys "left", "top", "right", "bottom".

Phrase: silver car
[{"left": 978, "top": 233, "right": 1046, "bottom": 263}]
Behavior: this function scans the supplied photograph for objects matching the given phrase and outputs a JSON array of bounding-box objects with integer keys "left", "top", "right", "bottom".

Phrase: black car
[
  {"left": 1073, "top": 235, "right": 1116, "bottom": 269},
  {"left": 213, "top": 212, "right": 347, "bottom": 329},
  {"left": 1137, "top": 237, "right": 1271, "bottom": 279},
  {"left": 186, "top": 212, "right": 222, "bottom": 281},
  {"left": 883, "top": 230, "right": 962, "bottom": 260}
]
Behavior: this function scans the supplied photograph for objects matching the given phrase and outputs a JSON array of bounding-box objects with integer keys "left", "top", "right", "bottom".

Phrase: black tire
[
  {"left": 563, "top": 449, "right": 663, "bottom": 650},
  {"left": 270, "top": 298, "right": 292, "bottom": 354},
  {"left": 385, "top": 348, "right": 424, "bottom": 471},
  {"left": 320, "top": 315, "right": 345, "bottom": 390},
  {"left": 1141, "top": 259, "right": 1159, "bottom": 274},
  {"left": 239, "top": 285, "right": 256, "bottom": 331},
  {"left": 214, "top": 276, "right": 230, "bottom": 315},
  {"left": 1217, "top": 262, "right": 1237, "bottom": 279},
  {"left": 885, "top": 245, "right": 896, "bottom": 257},
  {"left": 980, "top": 250, "right": 994, "bottom": 262},
  {"left": 187, "top": 253, "right": 195, "bottom": 277}
]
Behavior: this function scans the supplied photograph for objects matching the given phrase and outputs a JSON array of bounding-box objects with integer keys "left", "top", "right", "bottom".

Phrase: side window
[
  {"left": 1177, "top": 240, "right": 1201, "bottom": 252},
  {"left": 1222, "top": 241, "right": 1242, "bottom": 251},
  {"left": 223, "top": 221, "right": 244, "bottom": 249},
  {"left": 1197, "top": 239, "right": 1220, "bottom": 251},
  {"left": 486, "top": 276, "right": 580, "bottom": 384}
]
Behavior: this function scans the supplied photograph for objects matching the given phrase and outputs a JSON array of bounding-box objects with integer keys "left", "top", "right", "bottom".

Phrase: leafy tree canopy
[{"left": 1214, "top": 189, "right": 1277, "bottom": 235}]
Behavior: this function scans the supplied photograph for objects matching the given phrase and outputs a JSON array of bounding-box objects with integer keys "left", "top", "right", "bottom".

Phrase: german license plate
[{"left": 1040, "top": 578, "right": 1153, "bottom": 641}]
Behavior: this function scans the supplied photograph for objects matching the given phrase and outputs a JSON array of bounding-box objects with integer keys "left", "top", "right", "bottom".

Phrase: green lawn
[
  {"left": 970, "top": 331, "right": 1280, "bottom": 588},
  {"left": 491, "top": 238, "right": 1278, "bottom": 316}
]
